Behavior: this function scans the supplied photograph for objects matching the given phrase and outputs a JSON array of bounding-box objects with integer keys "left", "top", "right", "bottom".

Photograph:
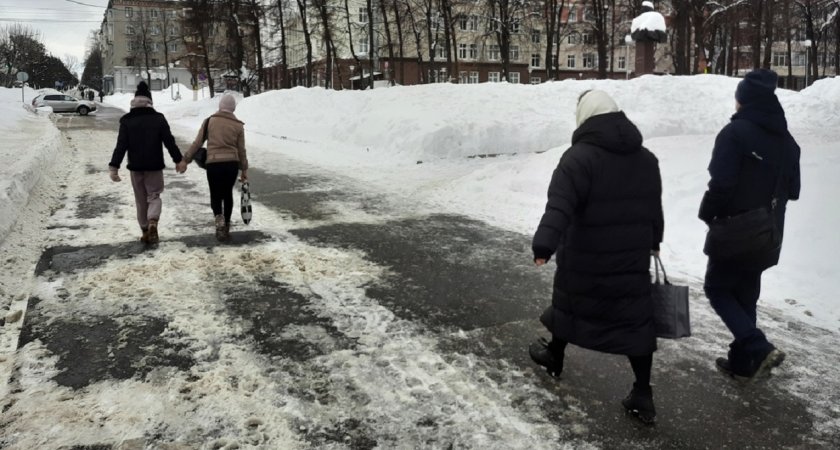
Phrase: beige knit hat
[
  {"left": 575, "top": 90, "right": 620, "bottom": 127},
  {"left": 219, "top": 94, "right": 237, "bottom": 113}
]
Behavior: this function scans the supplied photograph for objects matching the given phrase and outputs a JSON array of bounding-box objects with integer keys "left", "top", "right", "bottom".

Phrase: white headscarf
[
  {"left": 575, "top": 90, "right": 620, "bottom": 127},
  {"left": 219, "top": 94, "right": 237, "bottom": 113}
]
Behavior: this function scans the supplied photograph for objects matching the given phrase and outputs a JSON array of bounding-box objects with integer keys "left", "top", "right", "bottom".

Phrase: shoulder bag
[{"left": 194, "top": 118, "right": 210, "bottom": 169}]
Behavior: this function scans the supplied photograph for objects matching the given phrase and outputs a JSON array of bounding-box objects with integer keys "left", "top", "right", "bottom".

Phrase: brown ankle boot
[
  {"left": 140, "top": 228, "right": 150, "bottom": 243},
  {"left": 214, "top": 215, "right": 225, "bottom": 241},
  {"left": 147, "top": 219, "right": 159, "bottom": 244}
]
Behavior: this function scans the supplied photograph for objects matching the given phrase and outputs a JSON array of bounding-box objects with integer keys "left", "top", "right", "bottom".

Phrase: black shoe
[
  {"left": 622, "top": 385, "right": 656, "bottom": 425},
  {"left": 717, "top": 348, "right": 786, "bottom": 382},
  {"left": 716, "top": 357, "right": 751, "bottom": 382},
  {"left": 528, "top": 338, "right": 564, "bottom": 378}
]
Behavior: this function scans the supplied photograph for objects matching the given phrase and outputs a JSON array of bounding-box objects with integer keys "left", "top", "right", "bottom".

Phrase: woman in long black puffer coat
[{"left": 529, "top": 89, "right": 664, "bottom": 424}]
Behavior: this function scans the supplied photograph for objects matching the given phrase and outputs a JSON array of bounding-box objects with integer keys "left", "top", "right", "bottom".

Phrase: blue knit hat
[{"left": 735, "top": 69, "right": 778, "bottom": 105}]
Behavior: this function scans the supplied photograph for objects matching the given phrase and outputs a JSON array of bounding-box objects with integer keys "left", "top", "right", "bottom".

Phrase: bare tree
[
  {"left": 0, "top": 24, "right": 44, "bottom": 87},
  {"left": 183, "top": 0, "right": 219, "bottom": 97}
]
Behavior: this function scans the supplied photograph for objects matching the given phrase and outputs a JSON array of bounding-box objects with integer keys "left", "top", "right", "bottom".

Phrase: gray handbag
[{"left": 651, "top": 255, "right": 691, "bottom": 339}]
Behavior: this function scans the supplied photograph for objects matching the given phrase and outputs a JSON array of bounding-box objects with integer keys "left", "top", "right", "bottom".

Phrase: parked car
[{"left": 31, "top": 94, "right": 97, "bottom": 116}]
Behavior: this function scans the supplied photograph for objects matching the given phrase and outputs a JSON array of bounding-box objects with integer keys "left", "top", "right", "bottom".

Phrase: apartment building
[
  {"left": 277, "top": 2, "right": 676, "bottom": 89},
  {"left": 100, "top": 0, "right": 241, "bottom": 95}
]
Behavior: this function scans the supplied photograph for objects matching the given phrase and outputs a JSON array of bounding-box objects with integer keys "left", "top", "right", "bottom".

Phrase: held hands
[
  {"left": 176, "top": 161, "right": 188, "bottom": 174},
  {"left": 239, "top": 169, "right": 248, "bottom": 183},
  {"left": 534, "top": 258, "right": 547, "bottom": 267},
  {"left": 109, "top": 167, "right": 121, "bottom": 182}
]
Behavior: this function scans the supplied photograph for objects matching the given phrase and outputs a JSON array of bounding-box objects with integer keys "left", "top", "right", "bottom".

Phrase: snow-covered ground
[{"left": 4, "top": 76, "right": 839, "bottom": 330}]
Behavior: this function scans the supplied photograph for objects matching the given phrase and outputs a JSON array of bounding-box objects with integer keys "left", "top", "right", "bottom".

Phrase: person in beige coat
[{"left": 179, "top": 94, "right": 249, "bottom": 241}]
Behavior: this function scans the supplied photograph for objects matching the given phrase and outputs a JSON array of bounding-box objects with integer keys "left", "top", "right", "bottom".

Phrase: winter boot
[
  {"left": 147, "top": 219, "right": 159, "bottom": 244},
  {"left": 140, "top": 227, "right": 150, "bottom": 244},
  {"left": 214, "top": 215, "right": 225, "bottom": 241},
  {"left": 622, "top": 383, "right": 656, "bottom": 425},
  {"left": 221, "top": 222, "right": 231, "bottom": 241},
  {"left": 528, "top": 337, "right": 564, "bottom": 378}
]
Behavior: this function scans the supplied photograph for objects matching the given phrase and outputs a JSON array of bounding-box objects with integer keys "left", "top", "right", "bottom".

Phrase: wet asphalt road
[{"left": 8, "top": 105, "right": 834, "bottom": 448}]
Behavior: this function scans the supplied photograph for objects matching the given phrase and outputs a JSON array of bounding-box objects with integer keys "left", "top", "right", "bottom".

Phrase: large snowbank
[{"left": 0, "top": 87, "right": 62, "bottom": 244}]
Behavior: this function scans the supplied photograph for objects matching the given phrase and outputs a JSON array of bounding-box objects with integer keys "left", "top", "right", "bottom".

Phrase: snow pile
[
  {"left": 631, "top": 12, "right": 667, "bottom": 33},
  {"left": 0, "top": 87, "right": 62, "bottom": 244},
  {"left": 105, "top": 83, "right": 212, "bottom": 111}
]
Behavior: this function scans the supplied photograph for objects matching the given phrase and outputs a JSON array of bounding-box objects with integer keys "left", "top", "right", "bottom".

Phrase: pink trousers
[{"left": 129, "top": 170, "right": 164, "bottom": 229}]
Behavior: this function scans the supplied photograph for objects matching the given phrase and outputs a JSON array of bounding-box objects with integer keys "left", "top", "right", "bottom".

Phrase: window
[
  {"left": 127, "top": 41, "right": 135, "bottom": 51},
  {"left": 488, "top": 44, "right": 500, "bottom": 61},
  {"left": 511, "top": 20, "right": 521, "bottom": 34},
  {"left": 508, "top": 72, "right": 520, "bottom": 83},
  {"left": 582, "top": 33, "right": 593, "bottom": 45},
  {"left": 151, "top": 43, "right": 160, "bottom": 52},
  {"left": 169, "top": 26, "right": 179, "bottom": 35},
  {"left": 531, "top": 30, "right": 540, "bottom": 44},
  {"left": 568, "top": 7, "right": 577, "bottom": 22},
  {"left": 488, "top": 20, "right": 499, "bottom": 32},
  {"left": 458, "top": 43, "right": 467, "bottom": 59},
  {"left": 459, "top": 15, "right": 478, "bottom": 31},
  {"left": 530, "top": 77, "right": 541, "bottom": 85},
  {"left": 618, "top": 55, "right": 626, "bottom": 69},
  {"left": 551, "top": 54, "right": 559, "bottom": 68},
  {"left": 488, "top": 71, "right": 500, "bottom": 82},
  {"left": 151, "top": 58, "right": 159, "bottom": 66},
  {"left": 469, "top": 44, "right": 478, "bottom": 59},
  {"left": 510, "top": 45, "right": 520, "bottom": 61},
  {"left": 126, "top": 25, "right": 135, "bottom": 35},
  {"left": 358, "top": 39, "right": 369, "bottom": 54},
  {"left": 167, "top": 10, "right": 177, "bottom": 18},
  {"left": 149, "top": 9, "right": 159, "bottom": 19},
  {"left": 583, "top": 52, "right": 595, "bottom": 68},
  {"left": 151, "top": 26, "right": 161, "bottom": 36},
  {"left": 567, "top": 54, "right": 576, "bottom": 68},
  {"left": 168, "top": 42, "right": 179, "bottom": 52},
  {"left": 567, "top": 34, "right": 579, "bottom": 45},
  {"left": 531, "top": 53, "right": 541, "bottom": 67},
  {"left": 469, "top": 71, "right": 479, "bottom": 84},
  {"left": 125, "top": 7, "right": 133, "bottom": 18},
  {"left": 126, "top": 57, "right": 135, "bottom": 66},
  {"left": 584, "top": 7, "right": 594, "bottom": 22},
  {"left": 459, "top": 71, "right": 468, "bottom": 83},
  {"left": 358, "top": 7, "right": 368, "bottom": 24},
  {"left": 772, "top": 51, "right": 787, "bottom": 67},
  {"left": 792, "top": 51, "right": 806, "bottom": 66}
]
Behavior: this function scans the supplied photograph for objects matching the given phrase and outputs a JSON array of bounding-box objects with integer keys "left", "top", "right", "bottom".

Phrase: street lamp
[
  {"left": 803, "top": 39, "right": 812, "bottom": 88},
  {"left": 349, "top": 65, "right": 354, "bottom": 90},
  {"left": 624, "top": 34, "right": 633, "bottom": 80}
]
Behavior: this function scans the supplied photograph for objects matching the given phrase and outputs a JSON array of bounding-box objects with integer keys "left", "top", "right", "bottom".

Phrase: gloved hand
[{"left": 109, "top": 167, "right": 121, "bottom": 182}]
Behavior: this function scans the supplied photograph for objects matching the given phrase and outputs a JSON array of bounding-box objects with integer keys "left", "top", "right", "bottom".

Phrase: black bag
[
  {"left": 651, "top": 255, "right": 691, "bottom": 339},
  {"left": 703, "top": 205, "right": 781, "bottom": 261},
  {"left": 194, "top": 118, "right": 210, "bottom": 169}
]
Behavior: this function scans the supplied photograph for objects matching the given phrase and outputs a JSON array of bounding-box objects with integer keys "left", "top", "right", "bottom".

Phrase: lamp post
[
  {"left": 803, "top": 39, "right": 812, "bottom": 88},
  {"left": 349, "top": 65, "right": 354, "bottom": 90},
  {"left": 624, "top": 34, "right": 633, "bottom": 80}
]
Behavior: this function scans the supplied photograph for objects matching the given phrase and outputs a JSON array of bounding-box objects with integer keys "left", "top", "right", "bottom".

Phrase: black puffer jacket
[
  {"left": 533, "top": 111, "right": 663, "bottom": 356},
  {"left": 699, "top": 97, "right": 801, "bottom": 270},
  {"left": 109, "top": 107, "right": 182, "bottom": 171}
]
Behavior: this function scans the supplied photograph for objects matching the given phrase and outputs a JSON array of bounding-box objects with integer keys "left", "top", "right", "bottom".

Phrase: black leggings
[
  {"left": 206, "top": 162, "right": 239, "bottom": 223},
  {"left": 552, "top": 338, "right": 653, "bottom": 388}
]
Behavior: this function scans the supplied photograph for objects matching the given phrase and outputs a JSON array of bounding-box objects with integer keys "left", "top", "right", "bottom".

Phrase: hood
[
  {"left": 731, "top": 95, "right": 788, "bottom": 133},
  {"left": 571, "top": 111, "right": 643, "bottom": 155}
]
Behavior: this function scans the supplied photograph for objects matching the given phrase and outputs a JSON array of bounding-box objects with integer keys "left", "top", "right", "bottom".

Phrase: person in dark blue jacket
[
  {"left": 530, "top": 90, "right": 664, "bottom": 425},
  {"left": 109, "top": 81, "right": 185, "bottom": 244},
  {"left": 699, "top": 69, "right": 801, "bottom": 380}
]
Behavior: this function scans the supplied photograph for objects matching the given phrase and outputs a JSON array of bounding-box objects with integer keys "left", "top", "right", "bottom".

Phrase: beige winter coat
[{"left": 184, "top": 111, "right": 248, "bottom": 171}]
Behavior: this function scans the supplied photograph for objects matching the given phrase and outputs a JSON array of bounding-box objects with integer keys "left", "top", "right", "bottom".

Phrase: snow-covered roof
[{"left": 631, "top": 11, "right": 667, "bottom": 33}]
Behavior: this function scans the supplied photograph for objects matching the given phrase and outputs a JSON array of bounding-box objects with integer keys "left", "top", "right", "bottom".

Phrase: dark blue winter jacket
[{"left": 699, "top": 96, "right": 801, "bottom": 268}]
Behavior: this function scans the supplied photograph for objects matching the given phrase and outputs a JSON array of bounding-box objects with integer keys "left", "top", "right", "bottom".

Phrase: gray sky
[{"left": 1, "top": 0, "right": 108, "bottom": 70}]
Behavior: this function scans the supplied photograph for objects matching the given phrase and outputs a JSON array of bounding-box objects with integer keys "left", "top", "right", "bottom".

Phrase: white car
[{"left": 32, "top": 94, "right": 97, "bottom": 116}]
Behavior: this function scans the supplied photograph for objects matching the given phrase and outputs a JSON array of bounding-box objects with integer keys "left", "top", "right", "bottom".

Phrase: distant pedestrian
[
  {"left": 529, "top": 90, "right": 664, "bottom": 425},
  {"left": 99, "top": 90, "right": 104, "bottom": 102},
  {"left": 108, "top": 81, "right": 185, "bottom": 244},
  {"left": 699, "top": 69, "right": 801, "bottom": 380},
  {"left": 87, "top": 90, "right": 94, "bottom": 101},
  {"left": 181, "top": 94, "right": 249, "bottom": 241}
]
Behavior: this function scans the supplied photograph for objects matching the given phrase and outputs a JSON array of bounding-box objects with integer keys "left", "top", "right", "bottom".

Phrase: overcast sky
[{"left": 1, "top": 0, "right": 109, "bottom": 72}]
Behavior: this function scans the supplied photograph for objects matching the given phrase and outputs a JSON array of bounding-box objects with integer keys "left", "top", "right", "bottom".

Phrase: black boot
[
  {"left": 622, "top": 383, "right": 656, "bottom": 425},
  {"left": 528, "top": 337, "right": 564, "bottom": 378}
]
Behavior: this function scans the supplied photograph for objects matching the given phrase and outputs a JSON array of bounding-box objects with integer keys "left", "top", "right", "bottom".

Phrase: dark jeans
[
  {"left": 206, "top": 161, "right": 239, "bottom": 224},
  {"left": 704, "top": 261, "right": 774, "bottom": 369}
]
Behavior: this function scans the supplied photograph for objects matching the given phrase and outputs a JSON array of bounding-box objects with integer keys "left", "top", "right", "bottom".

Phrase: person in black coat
[
  {"left": 530, "top": 90, "right": 664, "bottom": 424},
  {"left": 699, "top": 69, "right": 801, "bottom": 380},
  {"left": 108, "top": 81, "right": 185, "bottom": 244}
]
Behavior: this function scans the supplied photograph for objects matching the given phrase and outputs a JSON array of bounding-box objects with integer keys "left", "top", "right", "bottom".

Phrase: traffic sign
[{"left": 16, "top": 71, "right": 28, "bottom": 82}]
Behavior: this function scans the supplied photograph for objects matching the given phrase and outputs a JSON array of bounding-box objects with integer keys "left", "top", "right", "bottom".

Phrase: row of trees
[
  {"left": 0, "top": 24, "right": 78, "bottom": 89},
  {"left": 101, "top": 0, "right": 840, "bottom": 96}
]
